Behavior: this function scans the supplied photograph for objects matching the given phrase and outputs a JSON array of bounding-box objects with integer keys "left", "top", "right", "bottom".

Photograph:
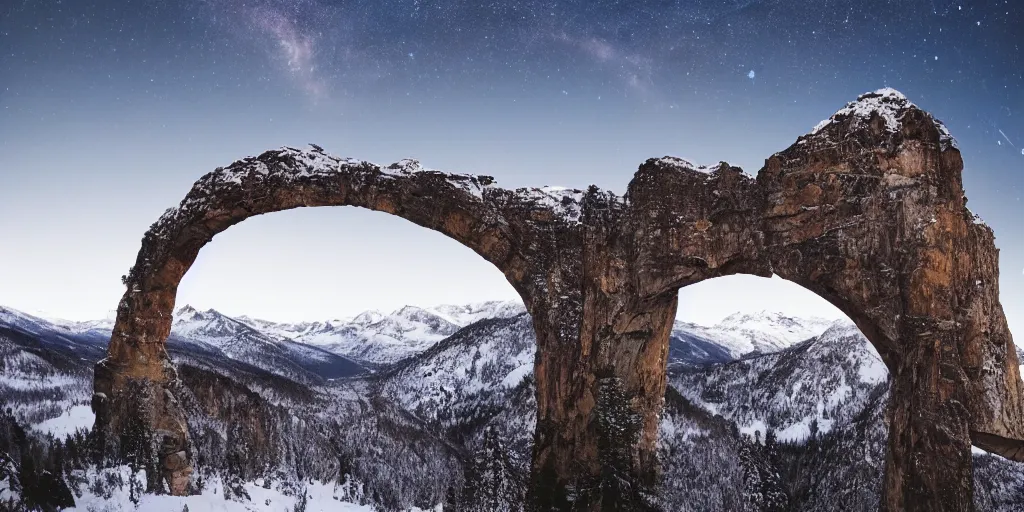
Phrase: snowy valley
[{"left": 2, "top": 303, "right": 1023, "bottom": 511}]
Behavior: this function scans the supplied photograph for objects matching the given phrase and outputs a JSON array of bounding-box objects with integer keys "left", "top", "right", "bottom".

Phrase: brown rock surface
[{"left": 94, "top": 90, "right": 1022, "bottom": 511}]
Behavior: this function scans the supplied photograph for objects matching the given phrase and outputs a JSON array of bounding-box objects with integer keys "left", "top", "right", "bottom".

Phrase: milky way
[
  {"left": 249, "top": 6, "right": 325, "bottom": 100},
  {"left": 183, "top": 0, "right": 1023, "bottom": 119}
]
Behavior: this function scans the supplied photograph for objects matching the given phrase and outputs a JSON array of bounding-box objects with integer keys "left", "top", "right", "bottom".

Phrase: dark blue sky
[{"left": 0, "top": 1, "right": 1021, "bottom": 334}]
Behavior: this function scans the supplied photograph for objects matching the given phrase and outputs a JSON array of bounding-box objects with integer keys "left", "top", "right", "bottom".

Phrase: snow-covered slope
[
  {"left": 0, "top": 324, "right": 94, "bottom": 429},
  {"left": 670, "top": 320, "right": 887, "bottom": 441},
  {"left": 371, "top": 309, "right": 841, "bottom": 479},
  {"left": 65, "top": 468, "right": 378, "bottom": 512},
  {"left": 377, "top": 314, "right": 536, "bottom": 451},
  {"left": 373, "top": 308, "right": 832, "bottom": 447}
]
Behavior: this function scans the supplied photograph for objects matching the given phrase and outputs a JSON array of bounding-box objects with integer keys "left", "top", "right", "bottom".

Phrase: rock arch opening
[
  {"left": 661, "top": 274, "right": 887, "bottom": 508},
  {"left": 150, "top": 207, "right": 528, "bottom": 509},
  {"left": 665, "top": 270, "right": 1024, "bottom": 510},
  {"left": 91, "top": 149, "right": 551, "bottom": 497}
]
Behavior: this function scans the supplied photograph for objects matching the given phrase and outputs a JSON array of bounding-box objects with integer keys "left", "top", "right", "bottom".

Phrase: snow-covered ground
[
  {"left": 65, "top": 467, "right": 442, "bottom": 512},
  {"left": 32, "top": 405, "right": 94, "bottom": 439}
]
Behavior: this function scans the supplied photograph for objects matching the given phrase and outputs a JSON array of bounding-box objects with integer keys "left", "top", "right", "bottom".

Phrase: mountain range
[
  {"left": 2, "top": 301, "right": 1023, "bottom": 511},
  {"left": 3, "top": 300, "right": 838, "bottom": 376}
]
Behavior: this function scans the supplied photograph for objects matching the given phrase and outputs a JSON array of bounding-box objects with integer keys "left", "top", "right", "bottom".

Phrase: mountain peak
[
  {"left": 675, "top": 310, "right": 839, "bottom": 360},
  {"left": 811, "top": 88, "right": 912, "bottom": 135},
  {"left": 173, "top": 305, "right": 230, "bottom": 325},
  {"left": 818, "top": 318, "right": 860, "bottom": 339},
  {"left": 428, "top": 300, "right": 526, "bottom": 326},
  {"left": 174, "top": 304, "right": 202, "bottom": 322},
  {"left": 717, "top": 310, "right": 802, "bottom": 327},
  {"left": 393, "top": 305, "right": 428, "bottom": 316},
  {"left": 806, "top": 88, "right": 957, "bottom": 151},
  {"left": 351, "top": 310, "right": 385, "bottom": 326}
]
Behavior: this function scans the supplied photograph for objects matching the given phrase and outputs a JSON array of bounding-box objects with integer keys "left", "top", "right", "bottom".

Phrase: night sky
[{"left": 1, "top": 1, "right": 1021, "bottom": 336}]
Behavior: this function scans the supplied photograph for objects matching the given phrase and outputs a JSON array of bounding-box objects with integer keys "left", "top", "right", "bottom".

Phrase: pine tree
[
  {"left": 592, "top": 376, "right": 654, "bottom": 510},
  {"left": 129, "top": 468, "right": 144, "bottom": 506},
  {"left": 293, "top": 487, "right": 308, "bottom": 512},
  {"left": 764, "top": 428, "right": 780, "bottom": 466},
  {"left": 459, "top": 426, "right": 523, "bottom": 511},
  {"left": 738, "top": 432, "right": 789, "bottom": 512}
]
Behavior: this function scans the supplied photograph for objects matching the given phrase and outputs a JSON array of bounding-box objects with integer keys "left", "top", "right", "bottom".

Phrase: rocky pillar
[
  {"left": 93, "top": 289, "right": 193, "bottom": 495},
  {"left": 883, "top": 324, "right": 974, "bottom": 511},
  {"left": 528, "top": 292, "right": 677, "bottom": 511}
]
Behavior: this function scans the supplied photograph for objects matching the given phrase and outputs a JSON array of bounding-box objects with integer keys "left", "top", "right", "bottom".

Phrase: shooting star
[{"left": 997, "top": 129, "right": 1016, "bottom": 148}]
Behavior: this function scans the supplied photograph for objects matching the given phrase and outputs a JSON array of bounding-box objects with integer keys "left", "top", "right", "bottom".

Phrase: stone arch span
[{"left": 95, "top": 91, "right": 1023, "bottom": 511}]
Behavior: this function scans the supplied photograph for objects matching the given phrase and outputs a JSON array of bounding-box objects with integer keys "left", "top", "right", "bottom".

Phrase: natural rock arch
[{"left": 94, "top": 90, "right": 1023, "bottom": 511}]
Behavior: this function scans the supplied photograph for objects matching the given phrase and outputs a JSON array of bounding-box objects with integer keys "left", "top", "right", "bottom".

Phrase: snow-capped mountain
[
  {"left": 0, "top": 304, "right": 366, "bottom": 391},
  {"left": 239, "top": 306, "right": 458, "bottom": 366},
  {"left": 168, "top": 305, "right": 366, "bottom": 383},
  {"left": 0, "top": 306, "right": 111, "bottom": 355},
  {"left": 2, "top": 300, "right": 834, "bottom": 388},
  {"left": 295, "top": 304, "right": 830, "bottom": 372},
  {"left": 670, "top": 310, "right": 836, "bottom": 364},
  {"left": 427, "top": 301, "right": 527, "bottom": 326},
  {"left": 237, "top": 300, "right": 526, "bottom": 366},
  {"left": 372, "top": 308, "right": 836, "bottom": 452}
]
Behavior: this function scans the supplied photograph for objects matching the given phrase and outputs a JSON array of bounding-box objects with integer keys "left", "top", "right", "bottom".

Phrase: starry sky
[{"left": 0, "top": 1, "right": 1021, "bottom": 335}]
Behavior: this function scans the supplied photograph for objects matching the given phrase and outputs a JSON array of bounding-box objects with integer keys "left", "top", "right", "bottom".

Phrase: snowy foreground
[{"left": 64, "top": 467, "right": 441, "bottom": 512}]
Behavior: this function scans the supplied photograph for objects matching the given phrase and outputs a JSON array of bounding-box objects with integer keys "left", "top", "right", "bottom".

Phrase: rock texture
[{"left": 93, "top": 90, "right": 1023, "bottom": 511}]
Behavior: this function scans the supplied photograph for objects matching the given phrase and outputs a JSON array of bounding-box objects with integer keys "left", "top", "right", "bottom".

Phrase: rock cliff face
[{"left": 93, "top": 90, "right": 1022, "bottom": 511}]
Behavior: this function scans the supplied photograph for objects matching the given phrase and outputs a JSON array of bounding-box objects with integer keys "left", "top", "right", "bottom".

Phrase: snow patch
[
  {"left": 502, "top": 362, "right": 533, "bottom": 388},
  {"left": 518, "top": 186, "right": 587, "bottom": 224},
  {"left": 740, "top": 420, "right": 768, "bottom": 440},
  {"left": 856, "top": 348, "right": 889, "bottom": 385},
  {"left": 32, "top": 405, "right": 94, "bottom": 439}
]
